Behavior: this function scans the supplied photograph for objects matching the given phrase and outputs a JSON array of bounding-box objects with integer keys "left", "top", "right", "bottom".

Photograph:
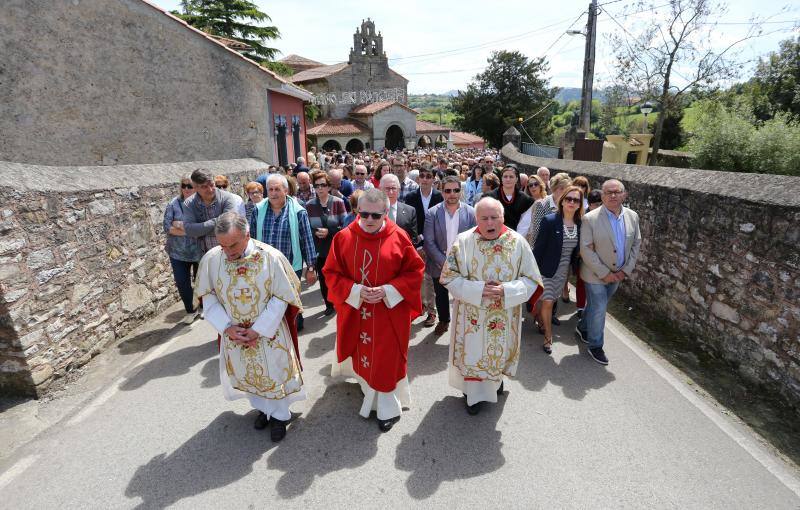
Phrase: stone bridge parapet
[
  {"left": 502, "top": 143, "right": 800, "bottom": 405},
  {"left": 0, "top": 158, "right": 267, "bottom": 396}
]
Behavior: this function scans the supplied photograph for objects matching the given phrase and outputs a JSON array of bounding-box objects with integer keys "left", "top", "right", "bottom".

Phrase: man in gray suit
[
  {"left": 577, "top": 179, "right": 641, "bottom": 365},
  {"left": 424, "top": 176, "right": 477, "bottom": 335}
]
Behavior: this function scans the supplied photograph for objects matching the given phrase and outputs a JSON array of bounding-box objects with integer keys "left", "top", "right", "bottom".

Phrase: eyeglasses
[
  {"left": 563, "top": 197, "right": 582, "bottom": 204},
  {"left": 313, "top": 183, "right": 329, "bottom": 189},
  {"left": 528, "top": 182, "right": 540, "bottom": 188},
  {"left": 359, "top": 211, "right": 385, "bottom": 220},
  {"left": 603, "top": 191, "right": 623, "bottom": 197},
  {"left": 354, "top": 172, "right": 367, "bottom": 176},
  {"left": 181, "top": 184, "right": 193, "bottom": 189},
  {"left": 216, "top": 185, "right": 228, "bottom": 189},
  {"left": 443, "top": 188, "right": 461, "bottom": 194},
  {"left": 383, "top": 187, "right": 399, "bottom": 192},
  {"left": 247, "top": 190, "right": 263, "bottom": 195}
]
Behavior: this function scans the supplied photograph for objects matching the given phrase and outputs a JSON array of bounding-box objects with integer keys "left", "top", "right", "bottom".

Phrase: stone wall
[
  {"left": 501, "top": 143, "right": 800, "bottom": 405},
  {"left": 0, "top": 159, "right": 267, "bottom": 397},
  {"left": 0, "top": 0, "right": 285, "bottom": 166}
]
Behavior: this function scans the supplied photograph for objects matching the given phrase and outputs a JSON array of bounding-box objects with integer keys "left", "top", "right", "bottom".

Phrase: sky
[{"left": 153, "top": 0, "right": 799, "bottom": 94}]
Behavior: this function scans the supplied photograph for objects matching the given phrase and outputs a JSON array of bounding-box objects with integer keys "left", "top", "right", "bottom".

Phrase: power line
[{"left": 387, "top": 12, "right": 587, "bottom": 64}]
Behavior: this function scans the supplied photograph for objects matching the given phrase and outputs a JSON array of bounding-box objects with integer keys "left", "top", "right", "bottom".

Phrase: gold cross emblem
[{"left": 234, "top": 288, "right": 252, "bottom": 304}]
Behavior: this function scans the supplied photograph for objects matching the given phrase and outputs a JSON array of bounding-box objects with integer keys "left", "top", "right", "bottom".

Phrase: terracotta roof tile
[
  {"left": 290, "top": 62, "right": 350, "bottom": 82},
  {"left": 208, "top": 35, "right": 252, "bottom": 51},
  {"left": 307, "top": 118, "right": 369, "bottom": 136},
  {"left": 351, "top": 101, "right": 417, "bottom": 116},
  {"left": 278, "top": 54, "right": 324, "bottom": 67},
  {"left": 451, "top": 131, "right": 485, "bottom": 144},
  {"left": 415, "top": 120, "right": 451, "bottom": 133}
]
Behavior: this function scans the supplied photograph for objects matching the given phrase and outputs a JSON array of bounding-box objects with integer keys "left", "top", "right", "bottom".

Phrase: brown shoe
[
  {"left": 422, "top": 313, "right": 437, "bottom": 327},
  {"left": 434, "top": 321, "right": 449, "bottom": 336}
]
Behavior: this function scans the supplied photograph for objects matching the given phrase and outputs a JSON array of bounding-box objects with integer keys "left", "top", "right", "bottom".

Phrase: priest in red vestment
[{"left": 323, "top": 188, "right": 425, "bottom": 432}]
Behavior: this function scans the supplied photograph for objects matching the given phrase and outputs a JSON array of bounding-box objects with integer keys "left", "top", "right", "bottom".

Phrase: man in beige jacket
[{"left": 576, "top": 179, "right": 641, "bottom": 365}]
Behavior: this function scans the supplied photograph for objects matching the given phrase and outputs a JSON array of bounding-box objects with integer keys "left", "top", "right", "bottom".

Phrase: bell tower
[{"left": 348, "top": 18, "right": 388, "bottom": 70}]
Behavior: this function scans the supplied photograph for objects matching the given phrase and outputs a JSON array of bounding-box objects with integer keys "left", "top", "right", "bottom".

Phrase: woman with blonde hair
[
  {"left": 533, "top": 185, "right": 584, "bottom": 353},
  {"left": 525, "top": 174, "right": 547, "bottom": 201}
]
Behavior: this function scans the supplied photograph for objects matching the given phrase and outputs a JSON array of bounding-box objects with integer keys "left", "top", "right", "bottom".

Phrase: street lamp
[{"left": 640, "top": 101, "right": 654, "bottom": 132}]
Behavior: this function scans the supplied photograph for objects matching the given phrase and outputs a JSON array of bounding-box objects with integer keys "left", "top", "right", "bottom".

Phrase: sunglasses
[
  {"left": 359, "top": 211, "right": 385, "bottom": 220},
  {"left": 181, "top": 184, "right": 193, "bottom": 189},
  {"left": 528, "top": 182, "right": 540, "bottom": 188},
  {"left": 313, "top": 183, "right": 329, "bottom": 188},
  {"left": 563, "top": 197, "right": 582, "bottom": 204},
  {"left": 216, "top": 185, "right": 228, "bottom": 189},
  {"left": 354, "top": 172, "right": 367, "bottom": 176},
  {"left": 443, "top": 188, "right": 461, "bottom": 194}
]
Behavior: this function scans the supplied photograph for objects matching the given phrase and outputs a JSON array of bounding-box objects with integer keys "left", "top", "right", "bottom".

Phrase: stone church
[{"left": 279, "top": 19, "right": 452, "bottom": 152}]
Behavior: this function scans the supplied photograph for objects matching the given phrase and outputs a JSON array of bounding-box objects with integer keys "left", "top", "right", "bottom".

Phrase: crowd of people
[{"left": 162, "top": 147, "right": 641, "bottom": 441}]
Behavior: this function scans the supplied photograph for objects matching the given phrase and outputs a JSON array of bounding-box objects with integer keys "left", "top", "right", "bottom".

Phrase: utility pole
[{"left": 579, "top": 0, "right": 597, "bottom": 134}]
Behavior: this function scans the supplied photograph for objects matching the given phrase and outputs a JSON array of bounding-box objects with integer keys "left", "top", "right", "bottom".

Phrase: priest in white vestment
[
  {"left": 194, "top": 212, "right": 306, "bottom": 441},
  {"left": 440, "top": 198, "right": 542, "bottom": 415}
]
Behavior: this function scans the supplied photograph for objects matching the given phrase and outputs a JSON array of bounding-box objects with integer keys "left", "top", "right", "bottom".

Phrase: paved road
[{"left": 1, "top": 284, "right": 799, "bottom": 509}]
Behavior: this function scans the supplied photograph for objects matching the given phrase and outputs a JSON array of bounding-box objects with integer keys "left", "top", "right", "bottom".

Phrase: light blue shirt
[{"left": 606, "top": 207, "right": 626, "bottom": 270}]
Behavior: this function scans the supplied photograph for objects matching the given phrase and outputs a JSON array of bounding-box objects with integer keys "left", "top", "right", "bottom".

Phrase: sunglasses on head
[
  {"left": 181, "top": 183, "right": 193, "bottom": 189},
  {"left": 359, "top": 211, "right": 385, "bottom": 220}
]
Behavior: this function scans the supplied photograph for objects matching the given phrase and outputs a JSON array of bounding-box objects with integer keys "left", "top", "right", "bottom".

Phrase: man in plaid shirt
[
  {"left": 389, "top": 156, "right": 419, "bottom": 203},
  {"left": 249, "top": 174, "right": 317, "bottom": 331}
]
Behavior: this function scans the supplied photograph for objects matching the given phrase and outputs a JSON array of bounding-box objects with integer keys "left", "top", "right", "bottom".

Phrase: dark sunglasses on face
[
  {"left": 359, "top": 211, "right": 385, "bottom": 220},
  {"left": 354, "top": 172, "right": 366, "bottom": 176},
  {"left": 313, "top": 183, "right": 329, "bottom": 188},
  {"left": 181, "top": 184, "right": 193, "bottom": 189},
  {"left": 563, "top": 197, "right": 581, "bottom": 204},
  {"left": 528, "top": 182, "right": 540, "bottom": 188},
  {"left": 217, "top": 185, "right": 227, "bottom": 189},
  {"left": 443, "top": 188, "right": 461, "bottom": 194}
]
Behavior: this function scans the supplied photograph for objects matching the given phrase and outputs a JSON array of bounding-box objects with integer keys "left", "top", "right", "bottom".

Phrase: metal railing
[{"left": 520, "top": 141, "right": 560, "bottom": 159}]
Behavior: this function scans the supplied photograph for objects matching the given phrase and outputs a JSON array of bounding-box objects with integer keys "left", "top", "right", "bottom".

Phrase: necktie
[{"left": 390, "top": 205, "right": 396, "bottom": 222}]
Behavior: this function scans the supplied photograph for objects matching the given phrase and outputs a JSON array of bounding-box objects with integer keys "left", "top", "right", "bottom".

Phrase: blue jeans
[
  {"left": 170, "top": 258, "right": 198, "bottom": 313},
  {"left": 578, "top": 281, "right": 619, "bottom": 349}
]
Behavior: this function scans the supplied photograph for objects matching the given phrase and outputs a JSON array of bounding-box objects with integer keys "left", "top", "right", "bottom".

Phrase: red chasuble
[{"left": 323, "top": 220, "right": 424, "bottom": 392}]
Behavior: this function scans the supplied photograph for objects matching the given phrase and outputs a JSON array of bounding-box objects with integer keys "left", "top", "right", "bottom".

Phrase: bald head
[{"left": 475, "top": 197, "right": 504, "bottom": 217}]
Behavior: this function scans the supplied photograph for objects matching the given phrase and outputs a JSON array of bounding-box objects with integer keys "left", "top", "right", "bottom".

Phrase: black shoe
[
  {"left": 497, "top": 381, "right": 504, "bottom": 395},
  {"left": 323, "top": 305, "right": 335, "bottom": 316},
  {"left": 296, "top": 314, "right": 304, "bottom": 332},
  {"left": 378, "top": 416, "right": 398, "bottom": 432},
  {"left": 551, "top": 316, "right": 561, "bottom": 326},
  {"left": 575, "top": 327, "right": 588, "bottom": 344},
  {"left": 588, "top": 347, "right": 609, "bottom": 365},
  {"left": 576, "top": 309, "right": 583, "bottom": 319},
  {"left": 542, "top": 343, "right": 552, "bottom": 355},
  {"left": 464, "top": 395, "right": 481, "bottom": 415},
  {"left": 254, "top": 412, "right": 269, "bottom": 430},
  {"left": 270, "top": 419, "right": 288, "bottom": 441}
]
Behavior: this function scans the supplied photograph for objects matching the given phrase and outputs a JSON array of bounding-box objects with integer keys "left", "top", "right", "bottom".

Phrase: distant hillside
[
  {"left": 556, "top": 87, "right": 607, "bottom": 104},
  {"left": 408, "top": 94, "right": 453, "bottom": 110}
]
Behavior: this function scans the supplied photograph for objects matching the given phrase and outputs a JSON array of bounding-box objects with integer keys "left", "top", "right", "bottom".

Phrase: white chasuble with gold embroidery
[
  {"left": 440, "top": 227, "right": 542, "bottom": 406},
  {"left": 195, "top": 240, "right": 306, "bottom": 419}
]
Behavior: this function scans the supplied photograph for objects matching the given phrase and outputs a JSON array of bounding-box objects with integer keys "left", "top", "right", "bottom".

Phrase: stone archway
[
  {"left": 417, "top": 135, "right": 432, "bottom": 148},
  {"left": 385, "top": 125, "right": 405, "bottom": 150},
  {"left": 321, "top": 139, "right": 342, "bottom": 152},
  {"left": 345, "top": 138, "right": 365, "bottom": 153}
]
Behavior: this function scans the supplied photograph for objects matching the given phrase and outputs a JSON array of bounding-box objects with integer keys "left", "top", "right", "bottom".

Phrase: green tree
[
  {"left": 176, "top": 0, "right": 280, "bottom": 62},
  {"left": 685, "top": 99, "right": 800, "bottom": 175},
  {"left": 610, "top": 0, "right": 764, "bottom": 165},
  {"left": 751, "top": 36, "right": 800, "bottom": 121},
  {"left": 452, "top": 51, "right": 557, "bottom": 148}
]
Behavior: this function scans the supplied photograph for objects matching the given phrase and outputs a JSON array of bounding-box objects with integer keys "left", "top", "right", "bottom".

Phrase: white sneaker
[{"left": 181, "top": 312, "right": 197, "bottom": 325}]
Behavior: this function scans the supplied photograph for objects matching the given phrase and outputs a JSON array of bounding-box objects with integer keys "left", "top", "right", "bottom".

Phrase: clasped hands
[
  {"left": 360, "top": 285, "right": 387, "bottom": 304},
  {"left": 601, "top": 271, "right": 626, "bottom": 284},
  {"left": 481, "top": 280, "right": 505, "bottom": 299},
  {"left": 225, "top": 325, "right": 260, "bottom": 348}
]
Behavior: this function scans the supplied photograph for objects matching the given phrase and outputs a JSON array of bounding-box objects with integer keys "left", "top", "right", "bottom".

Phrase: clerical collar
[
  {"left": 358, "top": 220, "right": 386, "bottom": 234},
  {"left": 242, "top": 239, "right": 255, "bottom": 257}
]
